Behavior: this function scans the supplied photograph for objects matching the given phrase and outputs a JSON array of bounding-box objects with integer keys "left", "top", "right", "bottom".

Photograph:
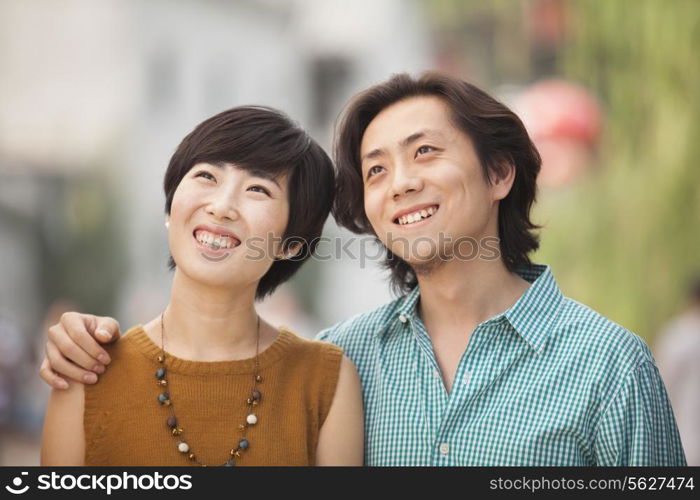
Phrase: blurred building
[{"left": 0, "top": 0, "right": 430, "bottom": 456}]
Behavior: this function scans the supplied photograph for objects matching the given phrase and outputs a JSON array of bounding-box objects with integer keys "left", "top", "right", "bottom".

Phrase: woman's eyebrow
[
  {"left": 210, "top": 162, "right": 282, "bottom": 189},
  {"left": 246, "top": 169, "right": 282, "bottom": 189}
]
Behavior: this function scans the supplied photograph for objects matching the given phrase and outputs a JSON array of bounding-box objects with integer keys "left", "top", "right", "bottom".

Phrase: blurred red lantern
[{"left": 514, "top": 79, "right": 603, "bottom": 187}]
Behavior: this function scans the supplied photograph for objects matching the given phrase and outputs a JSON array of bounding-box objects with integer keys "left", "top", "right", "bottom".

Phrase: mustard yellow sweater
[{"left": 84, "top": 325, "right": 342, "bottom": 466}]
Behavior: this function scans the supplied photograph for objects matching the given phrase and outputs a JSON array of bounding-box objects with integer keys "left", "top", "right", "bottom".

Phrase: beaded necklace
[{"left": 155, "top": 311, "right": 262, "bottom": 466}]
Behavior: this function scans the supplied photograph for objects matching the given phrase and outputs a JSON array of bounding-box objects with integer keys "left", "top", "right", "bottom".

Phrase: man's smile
[{"left": 392, "top": 204, "right": 440, "bottom": 226}]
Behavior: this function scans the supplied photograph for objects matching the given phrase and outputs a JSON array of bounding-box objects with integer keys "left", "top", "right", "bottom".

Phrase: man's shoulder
[
  {"left": 553, "top": 296, "right": 654, "bottom": 370},
  {"left": 316, "top": 294, "right": 407, "bottom": 349}
]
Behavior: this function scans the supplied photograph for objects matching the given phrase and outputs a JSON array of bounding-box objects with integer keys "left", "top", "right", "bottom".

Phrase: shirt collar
[
  {"left": 396, "top": 283, "right": 422, "bottom": 322},
  {"left": 502, "top": 264, "right": 564, "bottom": 353},
  {"left": 389, "top": 264, "right": 564, "bottom": 353}
]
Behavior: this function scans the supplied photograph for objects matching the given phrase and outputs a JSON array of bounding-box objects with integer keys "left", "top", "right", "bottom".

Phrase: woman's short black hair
[
  {"left": 333, "top": 72, "right": 541, "bottom": 294},
  {"left": 163, "top": 106, "right": 334, "bottom": 300}
]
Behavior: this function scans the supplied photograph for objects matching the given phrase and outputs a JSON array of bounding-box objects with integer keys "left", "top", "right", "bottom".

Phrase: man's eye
[
  {"left": 248, "top": 185, "right": 271, "bottom": 196},
  {"left": 416, "top": 145, "right": 435, "bottom": 156},
  {"left": 367, "top": 166, "right": 384, "bottom": 179},
  {"left": 195, "top": 171, "right": 216, "bottom": 181}
]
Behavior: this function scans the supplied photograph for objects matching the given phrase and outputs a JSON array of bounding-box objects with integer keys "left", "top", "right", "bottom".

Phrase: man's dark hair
[
  {"left": 333, "top": 72, "right": 541, "bottom": 294},
  {"left": 163, "top": 106, "right": 334, "bottom": 300}
]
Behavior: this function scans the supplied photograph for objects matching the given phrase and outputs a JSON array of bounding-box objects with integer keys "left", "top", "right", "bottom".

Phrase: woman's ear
[{"left": 277, "top": 242, "right": 303, "bottom": 260}]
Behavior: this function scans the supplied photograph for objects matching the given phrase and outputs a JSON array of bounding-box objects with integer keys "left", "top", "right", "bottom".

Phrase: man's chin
[{"left": 402, "top": 254, "right": 449, "bottom": 277}]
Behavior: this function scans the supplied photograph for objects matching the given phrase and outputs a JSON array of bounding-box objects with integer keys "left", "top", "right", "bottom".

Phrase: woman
[{"left": 41, "top": 106, "right": 364, "bottom": 466}]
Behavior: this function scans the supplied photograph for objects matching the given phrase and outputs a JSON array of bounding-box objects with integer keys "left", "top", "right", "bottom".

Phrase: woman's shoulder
[
  {"left": 278, "top": 326, "right": 344, "bottom": 362},
  {"left": 89, "top": 325, "right": 157, "bottom": 388},
  {"left": 103, "top": 324, "right": 157, "bottom": 359}
]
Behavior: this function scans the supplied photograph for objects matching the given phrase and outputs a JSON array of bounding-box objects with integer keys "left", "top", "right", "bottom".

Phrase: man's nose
[{"left": 391, "top": 164, "right": 424, "bottom": 199}]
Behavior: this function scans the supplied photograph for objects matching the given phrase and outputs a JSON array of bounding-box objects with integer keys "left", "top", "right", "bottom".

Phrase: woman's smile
[{"left": 192, "top": 223, "right": 242, "bottom": 260}]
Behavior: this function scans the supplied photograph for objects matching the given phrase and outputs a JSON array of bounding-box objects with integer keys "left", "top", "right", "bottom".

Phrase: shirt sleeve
[
  {"left": 594, "top": 360, "right": 687, "bottom": 466},
  {"left": 315, "top": 328, "right": 331, "bottom": 342}
]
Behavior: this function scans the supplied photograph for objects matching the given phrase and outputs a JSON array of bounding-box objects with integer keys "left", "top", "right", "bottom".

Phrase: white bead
[
  {"left": 178, "top": 442, "right": 189, "bottom": 453},
  {"left": 399, "top": 314, "right": 407, "bottom": 323},
  {"left": 246, "top": 414, "right": 257, "bottom": 425}
]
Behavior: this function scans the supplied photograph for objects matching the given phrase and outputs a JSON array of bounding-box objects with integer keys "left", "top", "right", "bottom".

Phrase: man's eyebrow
[
  {"left": 361, "top": 148, "right": 385, "bottom": 164},
  {"left": 400, "top": 129, "right": 443, "bottom": 148},
  {"left": 361, "top": 129, "right": 445, "bottom": 164}
]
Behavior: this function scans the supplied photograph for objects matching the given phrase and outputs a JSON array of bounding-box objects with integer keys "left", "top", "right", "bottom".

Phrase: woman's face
[{"left": 167, "top": 162, "right": 290, "bottom": 291}]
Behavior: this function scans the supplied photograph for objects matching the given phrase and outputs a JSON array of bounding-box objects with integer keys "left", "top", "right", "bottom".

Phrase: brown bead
[
  {"left": 255, "top": 375, "right": 262, "bottom": 383},
  {"left": 157, "top": 355, "right": 165, "bottom": 363},
  {"left": 159, "top": 379, "right": 168, "bottom": 386},
  {"left": 238, "top": 424, "right": 246, "bottom": 430},
  {"left": 246, "top": 398, "right": 253, "bottom": 405},
  {"left": 188, "top": 453, "right": 196, "bottom": 461}
]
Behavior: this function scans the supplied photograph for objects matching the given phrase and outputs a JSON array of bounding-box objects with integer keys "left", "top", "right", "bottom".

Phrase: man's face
[{"left": 360, "top": 96, "right": 512, "bottom": 269}]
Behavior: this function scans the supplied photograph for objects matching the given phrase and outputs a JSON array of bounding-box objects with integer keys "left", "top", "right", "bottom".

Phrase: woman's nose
[{"left": 205, "top": 190, "right": 240, "bottom": 221}]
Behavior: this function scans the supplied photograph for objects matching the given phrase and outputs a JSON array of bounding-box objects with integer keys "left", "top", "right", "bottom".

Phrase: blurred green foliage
[
  {"left": 543, "top": 0, "right": 700, "bottom": 340},
  {"left": 424, "top": 0, "right": 700, "bottom": 340},
  {"left": 40, "top": 172, "right": 125, "bottom": 318}
]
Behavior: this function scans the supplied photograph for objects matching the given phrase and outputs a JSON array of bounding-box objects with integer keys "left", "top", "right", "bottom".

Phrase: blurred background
[{"left": 1, "top": 0, "right": 698, "bottom": 465}]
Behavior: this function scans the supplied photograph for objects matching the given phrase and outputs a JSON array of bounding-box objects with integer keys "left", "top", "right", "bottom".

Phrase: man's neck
[{"left": 416, "top": 256, "right": 531, "bottom": 339}]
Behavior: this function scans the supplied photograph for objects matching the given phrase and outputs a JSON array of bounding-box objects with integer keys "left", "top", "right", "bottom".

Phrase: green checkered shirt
[{"left": 317, "top": 264, "right": 686, "bottom": 466}]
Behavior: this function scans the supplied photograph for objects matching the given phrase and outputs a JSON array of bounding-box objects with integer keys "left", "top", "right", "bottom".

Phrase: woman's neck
[{"left": 144, "top": 269, "right": 269, "bottom": 361}]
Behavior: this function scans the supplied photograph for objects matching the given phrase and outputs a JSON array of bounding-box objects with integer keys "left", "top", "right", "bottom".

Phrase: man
[
  {"left": 655, "top": 278, "right": 700, "bottom": 466},
  {"left": 40, "top": 72, "right": 686, "bottom": 466}
]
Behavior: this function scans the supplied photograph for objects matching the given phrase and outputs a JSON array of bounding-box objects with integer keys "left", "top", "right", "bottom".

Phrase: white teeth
[
  {"left": 397, "top": 206, "right": 438, "bottom": 225},
  {"left": 195, "top": 230, "right": 237, "bottom": 249}
]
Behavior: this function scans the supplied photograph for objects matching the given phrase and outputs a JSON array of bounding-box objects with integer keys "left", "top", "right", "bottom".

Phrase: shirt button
[
  {"left": 439, "top": 443, "right": 449, "bottom": 455},
  {"left": 398, "top": 314, "right": 407, "bottom": 323}
]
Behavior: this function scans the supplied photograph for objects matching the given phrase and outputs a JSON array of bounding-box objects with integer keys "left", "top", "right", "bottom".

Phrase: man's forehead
[{"left": 360, "top": 97, "right": 454, "bottom": 157}]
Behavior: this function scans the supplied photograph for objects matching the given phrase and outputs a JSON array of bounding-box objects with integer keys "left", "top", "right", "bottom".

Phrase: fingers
[
  {"left": 59, "top": 312, "right": 113, "bottom": 365},
  {"left": 93, "top": 316, "right": 121, "bottom": 345},
  {"left": 46, "top": 323, "right": 104, "bottom": 375},
  {"left": 45, "top": 340, "right": 98, "bottom": 385},
  {"left": 39, "top": 357, "right": 69, "bottom": 390}
]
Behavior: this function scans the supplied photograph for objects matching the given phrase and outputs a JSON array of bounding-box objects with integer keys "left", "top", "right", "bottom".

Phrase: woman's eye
[
  {"left": 416, "top": 145, "right": 435, "bottom": 156},
  {"left": 367, "top": 166, "right": 384, "bottom": 179},
  {"left": 195, "top": 171, "right": 216, "bottom": 181},
  {"left": 248, "top": 185, "right": 271, "bottom": 196}
]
